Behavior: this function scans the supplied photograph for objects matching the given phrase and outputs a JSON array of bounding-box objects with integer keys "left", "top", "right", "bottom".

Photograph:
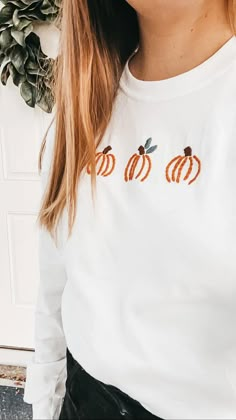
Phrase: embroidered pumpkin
[
  {"left": 165, "top": 146, "right": 201, "bottom": 185},
  {"left": 86, "top": 146, "right": 116, "bottom": 176},
  {"left": 124, "top": 137, "right": 158, "bottom": 182}
]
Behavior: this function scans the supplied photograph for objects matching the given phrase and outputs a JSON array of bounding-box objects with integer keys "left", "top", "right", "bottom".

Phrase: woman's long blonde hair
[
  {"left": 37, "top": 0, "right": 138, "bottom": 242},
  {"left": 38, "top": 0, "right": 235, "bottom": 242}
]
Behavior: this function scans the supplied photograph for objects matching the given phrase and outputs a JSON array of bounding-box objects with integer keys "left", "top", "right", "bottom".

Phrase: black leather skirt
[{"left": 59, "top": 348, "right": 164, "bottom": 420}]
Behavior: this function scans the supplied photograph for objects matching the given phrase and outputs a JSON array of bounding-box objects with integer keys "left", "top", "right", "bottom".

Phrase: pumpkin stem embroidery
[
  {"left": 138, "top": 145, "right": 145, "bottom": 155},
  {"left": 86, "top": 146, "right": 116, "bottom": 177},
  {"left": 124, "top": 137, "right": 158, "bottom": 182},
  {"left": 165, "top": 146, "right": 201, "bottom": 185},
  {"left": 103, "top": 146, "right": 112, "bottom": 154}
]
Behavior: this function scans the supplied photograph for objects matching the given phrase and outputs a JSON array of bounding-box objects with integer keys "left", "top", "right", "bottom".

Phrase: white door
[{"left": 0, "top": 23, "right": 59, "bottom": 365}]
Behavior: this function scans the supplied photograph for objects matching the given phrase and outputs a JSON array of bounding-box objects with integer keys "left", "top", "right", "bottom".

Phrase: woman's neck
[{"left": 129, "top": 0, "right": 234, "bottom": 81}]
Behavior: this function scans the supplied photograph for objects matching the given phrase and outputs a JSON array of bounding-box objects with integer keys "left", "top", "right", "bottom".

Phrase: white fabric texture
[
  {"left": 24, "top": 35, "right": 236, "bottom": 419},
  {"left": 23, "top": 120, "right": 68, "bottom": 419}
]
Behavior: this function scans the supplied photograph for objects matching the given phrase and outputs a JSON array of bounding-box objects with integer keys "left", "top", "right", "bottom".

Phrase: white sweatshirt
[{"left": 24, "top": 35, "right": 236, "bottom": 420}]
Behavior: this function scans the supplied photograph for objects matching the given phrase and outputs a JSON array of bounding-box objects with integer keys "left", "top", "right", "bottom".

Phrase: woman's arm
[{"left": 23, "top": 119, "right": 68, "bottom": 420}]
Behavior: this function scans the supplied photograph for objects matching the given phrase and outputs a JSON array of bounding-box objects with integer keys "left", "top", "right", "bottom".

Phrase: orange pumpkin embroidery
[
  {"left": 124, "top": 137, "right": 158, "bottom": 182},
  {"left": 165, "top": 146, "right": 201, "bottom": 185},
  {"left": 86, "top": 146, "right": 116, "bottom": 176}
]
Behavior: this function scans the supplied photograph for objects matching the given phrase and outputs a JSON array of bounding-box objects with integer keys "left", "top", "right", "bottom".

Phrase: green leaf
[
  {"left": 24, "top": 22, "right": 33, "bottom": 37},
  {"left": 4, "top": 41, "right": 19, "bottom": 56},
  {"left": 25, "top": 56, "right": 37, "bottom": 71},
  {"left": 20, "top": 0, "right": 42, "bottom": 5},
  {"left": 12, "top": 9, "right": 31, "bottom": 30},
  {"left": 19, "top": 9, "right": 46, "bottom": 21},
  {"left": 11, "top": 28, "right": 26, "bottom": 46},
  {"left": 0, "top": 24, "right": 10, "bottom": 33},
  {"left": 41, "top": 0, "right": 58, "bottom": 16},
  {"left": 0, "top": 4, "right": 15, "bottom": 25},
  {"left": 26, "top": 32, "right": 46, "bottom": 57},
  {"left": 9, "top": 44, "right": 29, "bottom": 74},
  {"left": 26, "top": 43, "right": 35, "bottom": 60},
  {"left": 144, "top": 137, "right": 152, "bottom": 149},
  {"left": 26, "top": 71, "right": 37, "bottom": 84},
  {"left": 8, "top": 62, "right": 26, "bottom": 85},
  {"left": 0, "top": 53, "right": 6, "bottom": 67},
  {"left": 6, "top": 0, "right": 38, "bottom": 8},
  {"left": 25, "top": 56, "right": 47, "bottom": 76},
  {"left": 1, "top": 62, "right": 10, "bottom": 85},
  {"left": 37, "top": 88, "right": 54, "bottom": 113},
  {"left": 146, "top": 145, "right": 158, "bottom": 154},
  {"left": 20, "top": 80, "right": 36, "bottom": 107},
  {"left": 12, "top": 9, "right": 20, "bottom": 28},
  {"left": 0, "top": 28, "right": 13, "bottom": 51},
  {"left": 3, "top": 1, "right": 25, "bottom": 7}
]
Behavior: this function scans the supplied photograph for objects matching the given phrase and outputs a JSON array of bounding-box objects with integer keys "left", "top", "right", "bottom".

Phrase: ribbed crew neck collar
[{"left": 119, "top": 35, "right": 236, "bottom": 102}]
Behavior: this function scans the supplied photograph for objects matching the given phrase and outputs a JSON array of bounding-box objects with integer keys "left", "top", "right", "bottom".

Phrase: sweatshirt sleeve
[{"left": 23, "top": 118, "right": 68, "bottom": 420}]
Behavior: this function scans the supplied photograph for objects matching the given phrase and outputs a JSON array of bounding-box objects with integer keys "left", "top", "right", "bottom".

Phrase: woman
[{"left": 23, "top": 0, "right": 236, "bottom": 419}]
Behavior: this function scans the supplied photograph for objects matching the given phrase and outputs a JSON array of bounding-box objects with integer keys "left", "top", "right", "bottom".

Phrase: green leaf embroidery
[
  {"left": 146, "top": 145, "right": 157, "bottom": 154},
  {"left": 144, "top": 137, "right": 152, "bottom": 149}
]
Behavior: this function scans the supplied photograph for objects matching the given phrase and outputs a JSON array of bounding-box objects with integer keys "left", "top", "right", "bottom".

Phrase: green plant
[{"left": 0, "top": 0, "right": 61, "bottom": 112}]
